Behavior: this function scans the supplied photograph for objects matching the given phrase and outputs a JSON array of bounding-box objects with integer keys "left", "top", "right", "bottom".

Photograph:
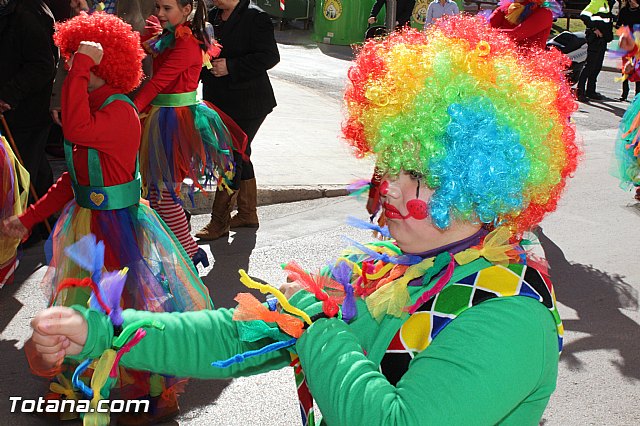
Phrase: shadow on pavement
[
  {"left": 176, "top": 229, "right": 261, "bottom": 419},
  {"left": 273, "top": 20, "right": 355, "bottom": 61},
  {"left": 0, "top": 243, "right": 53, "bottom": 425},
  {"left": 317, "top": 43, "right": 355, "bottom": 61},
  {"left": 536, "top": 228, "right": 640, "bottom": 380},
  {"left": 201, "top": 228, "right": 259, "bottom": 309},
  {"left": 582, "top": 98, "right": 628, "bottom": 118},
  {"left": 174, "top": 378, "right": 232, "bottom": 424}
]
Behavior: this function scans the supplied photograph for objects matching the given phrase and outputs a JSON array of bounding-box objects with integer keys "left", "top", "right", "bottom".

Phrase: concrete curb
[{"left": 183, "top": 184, "right": 350, "bottom": 214}]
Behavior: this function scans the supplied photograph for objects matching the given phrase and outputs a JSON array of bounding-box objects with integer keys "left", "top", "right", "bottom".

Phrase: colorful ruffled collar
[
  {"left": 210, "top": 226, "right": 526, "bottom": 369},
  {"left": 142, "top": 18, "right": 222, "bottom": 67}
]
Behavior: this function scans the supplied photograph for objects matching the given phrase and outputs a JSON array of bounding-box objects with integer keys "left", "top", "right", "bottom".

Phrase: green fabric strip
[
  {"left": 64, "top": 141, "right": 77, "bottom": 184},
  {"left": 87, "top": 149, "right": 104, "bottom": 186},
  {"left": 100, "top": 94, "right": 137, "bottom": 112},
  {"left": 151, "top": 91, "right": 198, "bottom": 107},
  {"left": 72, "top": 178, "right": 142, "bottom": 210}
]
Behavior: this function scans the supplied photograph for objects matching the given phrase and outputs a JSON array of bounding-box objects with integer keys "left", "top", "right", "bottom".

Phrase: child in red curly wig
[{"left": 0, "top": 12, "right": 212, "bottom": 423}]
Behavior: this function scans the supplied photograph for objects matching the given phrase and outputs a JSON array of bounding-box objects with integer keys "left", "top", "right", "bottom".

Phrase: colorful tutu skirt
[
  {"left": 45, "top": 200, "right": 212, "bottom": 311},
  {"left": 140, "top": 91, "right": 247, "bottom": 203},
  {"left": 615, "top": 94, "right": 640, "bottom": 188},
  {"left": 0, "top": 135, "right": 28, "bottom": 277},
  {"left": 39, "top": 200, "right": 212, "bottom": 398}
]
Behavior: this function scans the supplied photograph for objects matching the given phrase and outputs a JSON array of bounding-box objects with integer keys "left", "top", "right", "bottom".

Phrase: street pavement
[{"left": 2, "top": 24, "right": 640, "bottom": 425}]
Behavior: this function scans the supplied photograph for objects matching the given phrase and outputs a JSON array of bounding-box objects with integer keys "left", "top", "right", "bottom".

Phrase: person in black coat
[
  {"left": 577, "top": 0, "right": 616, "bottom": 101},
  {"left": 0, "top": 0, "right": 57, "bottom": 239},
  {"left": 196, "top": 0, "right": 280, "bottom": 240},
  {"left": 368, "top": 0, "right": 417, "bottom": 28}
]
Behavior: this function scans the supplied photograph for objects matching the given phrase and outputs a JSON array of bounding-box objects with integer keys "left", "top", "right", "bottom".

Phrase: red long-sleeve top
[
  {"left": 19, "top": 53, "right": 141, "bottom": 229},
  {"left": 489, "top": 6, "right": 553, "bottom": 50},
  {"left": 134, "top": 30, "right": 203, "bottom": 112}
]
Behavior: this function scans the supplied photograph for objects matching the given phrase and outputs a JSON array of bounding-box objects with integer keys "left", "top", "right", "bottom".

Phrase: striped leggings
[{"left": 148, "top": 188, "right": 198, "bottom": 258}]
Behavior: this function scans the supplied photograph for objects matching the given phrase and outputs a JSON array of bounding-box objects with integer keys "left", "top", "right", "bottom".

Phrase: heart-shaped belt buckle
[{"left": 90, "top": 191, "right": 106, "bottom": 207}]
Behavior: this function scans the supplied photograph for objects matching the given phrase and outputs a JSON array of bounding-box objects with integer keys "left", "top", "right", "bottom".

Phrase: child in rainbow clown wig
[
  {"left": 28, "top": 16, "right": 579, "bottom": 425},
  {"left": 1, "top": 12, "right": 212, "bottom": 422}
]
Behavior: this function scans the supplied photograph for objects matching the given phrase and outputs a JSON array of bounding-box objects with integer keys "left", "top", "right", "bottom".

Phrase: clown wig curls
[
  {"left": 343, "top": 15, "right": 580, "bottom": 234},
  {"left": 54, "top": 12, "right": 145, "bottom": 93}
]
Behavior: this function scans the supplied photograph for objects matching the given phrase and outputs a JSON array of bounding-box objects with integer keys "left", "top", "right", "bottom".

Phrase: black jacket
[
  {"left": 617, "top": 4, "right": 640, "bottom": 27},
  {"left": 0, "top": 0, "right": 57, "bottom": 129},
  {"left": 201, "top": 0, "right": 279, "bottom": 121},
  {"left": 580, "top": 0, "right": 616, "bottom": 42}
]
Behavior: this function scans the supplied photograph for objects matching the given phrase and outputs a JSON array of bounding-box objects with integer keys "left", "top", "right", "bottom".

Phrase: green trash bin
[
  {"left": 412, "top": 0, "right": 429, "bottom": 28},
  {"left": 255, "top": 0, "right": 311, "bottom": 20},
  {"left": 313, "top": 0, "right": 380, "bottom": 45}
]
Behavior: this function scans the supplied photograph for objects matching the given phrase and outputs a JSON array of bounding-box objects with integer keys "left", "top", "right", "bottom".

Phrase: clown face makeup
[
  {"left": 380, "top": 171, "right": 435, "bottom": 252},
  {"left": 380, "top": 171, "right": 429, "bottom": 221},
  {"left": 380, "top": 170, "right": 482, "bottom": 253}
]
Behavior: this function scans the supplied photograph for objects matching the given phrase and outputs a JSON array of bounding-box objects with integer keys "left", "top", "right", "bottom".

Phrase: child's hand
[
  {"left": 0, "top": 99, "right": 11, "bottom": 113},
  {"left": 625, "top": 61, "right": 635, "bottom": 75},
  {"left": 0, "top": 216, "right": 28, "bottom": 240},
  {"left": 77, "top": 41, "right": 104, "bottom": 65},
  {"left": 30, "top": 307, "right": 88, "bottom": 366},
  {"left": 279, "top": 282, "right": 303, "bottom": 299}
]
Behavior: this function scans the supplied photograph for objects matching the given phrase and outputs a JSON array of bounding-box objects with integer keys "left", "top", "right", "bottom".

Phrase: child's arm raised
[{"left": 61, "top": 46, "right": 139, "bottom": 153}]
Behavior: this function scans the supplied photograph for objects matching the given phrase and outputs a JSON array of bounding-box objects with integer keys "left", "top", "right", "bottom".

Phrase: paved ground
[{"left": 2, "top": 23, "right": 640, "bottom": 425}]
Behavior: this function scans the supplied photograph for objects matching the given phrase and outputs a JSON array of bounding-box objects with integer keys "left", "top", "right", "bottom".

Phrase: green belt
[
  {"left": 151, "top": 91, "right": 198, "bottom": 107},
  {"left": 72, "top": 178, "right": 142, "bottom": 211}
]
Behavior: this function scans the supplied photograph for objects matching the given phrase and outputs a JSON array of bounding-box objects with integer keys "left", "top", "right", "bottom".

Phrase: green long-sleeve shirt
[{"left": 73, "top": 285, "right": 558, "bottom": 425}]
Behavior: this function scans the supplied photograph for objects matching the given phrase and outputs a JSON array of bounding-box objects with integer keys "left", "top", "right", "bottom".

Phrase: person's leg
[
  {"left": 148, "top": 187, "right": 199, "bottom": 258},
  {"left": 585, "top": 38, "right": 607, "bottom": 97},
  {"left": 578, "top": 35, "right": 602, "bottom": 98},
  {"left": 196, "top": 115, "right": 267, "bottom": 236},
  {"left": 622, "top": 79, "right": 630, "bottom": 101},
  {"left": 577, "top": 50, "right": 592, "bottom": 97},
  {"left": 229, "top": 116, "right": 267, "bottom": 228},
  {"left": 11, "top": 125, "right": 54, "bottom": 241},
  {"left": 11, "top": 125, "right": 53, "bottom": 200}
]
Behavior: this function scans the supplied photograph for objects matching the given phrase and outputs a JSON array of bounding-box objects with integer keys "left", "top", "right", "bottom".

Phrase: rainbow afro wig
[
  {"left": 54, "top": 12, "right": 145, "bottom": 93},
  {"left": 343, "top": 15, "right": 580, "bottom": 234}
]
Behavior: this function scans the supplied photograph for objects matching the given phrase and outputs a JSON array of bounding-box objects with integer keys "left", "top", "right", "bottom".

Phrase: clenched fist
[{"left": 30, "top": 307, "right": 88, "bottom": 366}]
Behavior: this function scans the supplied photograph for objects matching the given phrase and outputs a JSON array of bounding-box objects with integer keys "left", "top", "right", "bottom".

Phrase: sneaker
[{"left": 191, "top": 247, "right": 210, "bottom": 268}]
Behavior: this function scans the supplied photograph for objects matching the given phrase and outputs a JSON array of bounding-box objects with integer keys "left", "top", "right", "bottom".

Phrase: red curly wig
[{"left": 54, "top": 12, "right": 145, "bottom": 93}]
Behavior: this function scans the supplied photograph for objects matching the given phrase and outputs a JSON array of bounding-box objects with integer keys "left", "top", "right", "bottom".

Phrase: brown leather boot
[
  {"left": 195, "top": 189, "right": 236, "bottom": 240},
  {"left": 229, "top": 178, "right": 259, "bottom": 228}
]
